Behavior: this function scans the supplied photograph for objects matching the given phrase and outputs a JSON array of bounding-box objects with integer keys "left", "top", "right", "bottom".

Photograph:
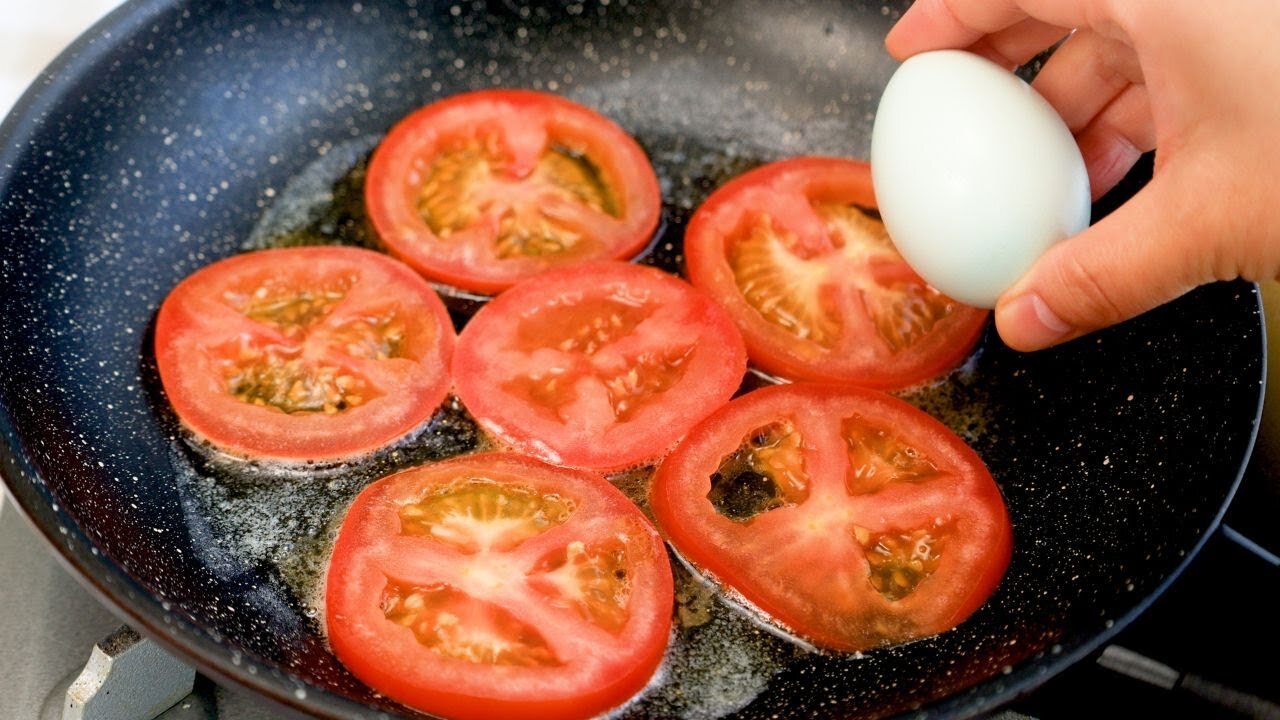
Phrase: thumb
[{"left": 993, "top": 174, "right": 1215, "bottom": 351}]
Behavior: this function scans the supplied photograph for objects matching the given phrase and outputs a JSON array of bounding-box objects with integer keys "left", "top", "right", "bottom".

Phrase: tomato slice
[
  {"left": 452, "top": 261, "right": 747, "bottom": 471},
  {"left": 365, "top": 90, "right": 662, "bottom": 294},
  {"left": 325, "top": 453, "right": 674, "bottom": 720},
  {"left": 154, "top": 246, "right": 455, "bottom": 463},
  {"left": 684, "top": 157, "right": 990, "bottom": 390},
  {"left": 649, "top": 383, "right": 1011, "bottom": 652}
]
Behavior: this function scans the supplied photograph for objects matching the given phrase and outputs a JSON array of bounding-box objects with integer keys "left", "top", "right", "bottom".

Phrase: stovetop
[
  {"left": 3, "top": 454, "right": 1277, "bottom": 719},
  {"left": 0, "top": 493, "right": 278, "bottom": 720}
]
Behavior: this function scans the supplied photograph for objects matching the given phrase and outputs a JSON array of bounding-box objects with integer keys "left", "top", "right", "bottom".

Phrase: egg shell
[{"left": 870, "top": 49, "right": 1091, "bottom": 308}]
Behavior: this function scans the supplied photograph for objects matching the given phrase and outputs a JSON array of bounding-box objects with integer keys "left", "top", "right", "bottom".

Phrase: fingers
[
  {"left": 1029, "top": 30, "right": 1153, "bottom": 198},
  {"left": 886, "top": 0, "right": 1026, "bottom": 59},
  {"left": 1074, "top": 84, "right": 1153, "bottom": 198},
  {"left": 1031, "top": 29, "right": 1143, "bottom": 131},
  {"left": 887, "top": 0, "right": 1180, "bottom": 353},
  {"left": 967, "top": 19, "right": 1071, "bottom": 69},
  {"left": 993, "top": 174, "right": 1208, "bottom": 351},
  {"left": 886, "top": 0, "right": 1113, "bottom": 59}
]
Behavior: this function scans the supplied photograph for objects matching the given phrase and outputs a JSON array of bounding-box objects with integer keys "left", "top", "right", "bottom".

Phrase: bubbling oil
[
  {"left": 174, "top": 133, "right": 997, "bottom": 719},
  {"left": 173, "top": 396, "right": 490, "bottom": 630}
]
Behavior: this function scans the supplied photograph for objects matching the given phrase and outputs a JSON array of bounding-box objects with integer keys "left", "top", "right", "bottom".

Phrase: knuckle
[
  {"left": 1095, "top": 0, "right": 1141, "bottom": 40},
  {"left": 1050, "top": 252, "right": 1130, "bottom": 327}
]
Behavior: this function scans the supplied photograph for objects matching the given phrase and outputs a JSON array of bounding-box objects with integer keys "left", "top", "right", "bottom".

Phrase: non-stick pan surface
[{"left": 0, "top": 1, "right": 1263, "bottom": 718}]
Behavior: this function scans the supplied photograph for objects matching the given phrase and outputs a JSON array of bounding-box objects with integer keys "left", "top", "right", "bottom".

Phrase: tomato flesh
[
  {"left": 844, "top": 414, "right": 942, "bottom": 494},
  {"left": 418, "top": 138, "right": 618, "bottom": 260},
  {"left": 381, "top": 582, "right": 561, "bottom": 667},
  {"left": 529, "top": 537, "right": 633, "bottom": 634},
  {"left": 500, "top": 294, "right": 697, "bottom": 423},
  {"left": 326, "top": 453, "right": 674, "bottom": 720},
  {"left": 453, "top": 261, "right": 747, "bottom": 470},
  {"left": 397, "top": 477, "right": 575, "bottom": 554},
  {"left": 686, "top": 157, "right": 989, "bottom": 389},
  {"left": 650, "top": 383, "right": 1011, "bottom": 652},
  {"left": 366, "top": 90, "right": 662, "bottom": 293},
  {"left": 154, "top": 246, "right": 455, "bottom": 462}
]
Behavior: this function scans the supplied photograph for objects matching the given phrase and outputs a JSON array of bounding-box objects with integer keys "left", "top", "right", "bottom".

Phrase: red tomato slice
[
  {"left": 452, "top": 261, "right": 747, "bottom": 471},
  {"left": 154, "top": 246, "right": 455, "bottom": 463},
  {"left": 684, "top": 157, "right": 990, "bottom": 390},
  {"left": 325, "top": 453, "right": 674, "bottom": 720},
  {"left": 365, "top": 89, "right": 662, "bottom": 294},
  {"left": 649, "top": 383, "right": 1011, "bottom": 652}
]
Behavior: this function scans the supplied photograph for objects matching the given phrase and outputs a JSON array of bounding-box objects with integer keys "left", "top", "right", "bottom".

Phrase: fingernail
[{"left": 997, "top": 293, "right": 1072, "bottom": 349}]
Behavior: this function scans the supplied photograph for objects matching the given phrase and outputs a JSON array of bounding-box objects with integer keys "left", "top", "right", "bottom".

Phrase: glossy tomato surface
[
  {"left": 650, "top": 383, "right": 1011, "bottom": 653},
  {"left": 684, "top": 157, "right": 989, "bottom": 390},
  {"left": 452, "top": 261, "right": 747, "bottom": 471},
  {"left": 154, "top": 246, "right": 455, "bottom": 463},
  {"left": 325, "top": 453, "right": 674, "bottom": 720},
  {"left": 366, "top": 89, "right": 662, "bottom": 294}
]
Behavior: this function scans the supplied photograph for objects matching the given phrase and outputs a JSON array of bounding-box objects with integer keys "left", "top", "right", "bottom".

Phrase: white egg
[{"left": 870, "top": 50, "right": 1091, "bottom": 308}]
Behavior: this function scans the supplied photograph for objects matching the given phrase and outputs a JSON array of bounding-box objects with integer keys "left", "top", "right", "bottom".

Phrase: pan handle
[
  {"left": 1098, "top": 645, "right": 1280, "bottom": 720},
  {"left": 1088, "top": 523, "right": 1280, "bottom": 719},
  {"left": 1219, "top": 522, "right": 1280, "bottom": 568}
]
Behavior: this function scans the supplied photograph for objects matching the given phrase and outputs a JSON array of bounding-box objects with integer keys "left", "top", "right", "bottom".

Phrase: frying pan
[{"left": 0, "top": 0, "right": 1264, "bottom": 718}]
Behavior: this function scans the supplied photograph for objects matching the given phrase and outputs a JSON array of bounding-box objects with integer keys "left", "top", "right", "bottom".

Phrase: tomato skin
[
  {"left": 154, "top": 246, "right": 455, "bottom": 463},
  {"left": 684, "top": 157, "right": 989, "bottom": 390},
  {"left": 366, "top": 89, "right": 662, "bottom": 294},
  {"left": 452, "top": 261, "right": 748, "bottom": 471},
  {"left": 325, "top": 453, "right": 674, "bottom": 720},
  {"left": 649, "top": 383, "right": 1011, "bottom": 652}
]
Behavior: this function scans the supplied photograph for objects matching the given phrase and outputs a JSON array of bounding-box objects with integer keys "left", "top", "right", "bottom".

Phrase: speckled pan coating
[{"left": 0, "top": 1, "right": 1263, "bottom": 719}]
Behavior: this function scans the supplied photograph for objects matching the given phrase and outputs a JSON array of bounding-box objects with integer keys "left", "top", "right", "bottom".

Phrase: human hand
[{"left": 885, "top": 0, "right": 1280, "bottom": 350}]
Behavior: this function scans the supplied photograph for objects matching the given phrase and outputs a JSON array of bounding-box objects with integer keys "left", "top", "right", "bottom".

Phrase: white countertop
[{"left": 0, "top": 0, "right": 126, "bottom": 119}]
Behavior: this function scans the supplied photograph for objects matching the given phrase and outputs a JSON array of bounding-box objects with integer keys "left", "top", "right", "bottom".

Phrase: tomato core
[
  {"left": 707, "top": 420, "right": 809, "bottom": 522},
  {"left": 686, "top": 158, "right": 989, "bottom": 389},
  {"left": 727, "top": 202, "right": 960, "bottom": 355},
  {"left": 417, "top": 137, "right": 619, "bottom": 261},
  {"left": 453, "top": 261, "right": 746, "bottom": 470},
  {"left": 843, "top": 415, "right": 941, "bottom": 494},
  {"left": 366, "top": 90, "right": 662, "bottom": 293},
  {"left": 382, "top": 582, "right": 561, "bottom": 667},
  {"left": 650, "top": 384, "right": 1011, "bottom": 652},
  {"left": 398, "top": 478, "right": 575, "bottom": 554},
  {"left": 213, "top": 279, "right": 423, "bottom": 415},
  {"left": 530, "top": 538, "right": 633, "bottom": 634},
  {"left": 154, "top": 246, "right": 455, "bottom": 462},
  {"left": 237, "top": 281, "right": 350, "bottom": 330},
  {"left": 727, "top": 214, "right": 842, "bottom": 348},
  {"left": 326, "top": 453, "right": 673, "bottom": 719},
  {"left": 223, "top": 352, "right": 378, "bottom": 415},
  {"left": 861, "top": 526, "right": 949, "bottom": 602},
  {"left": 501, "top": 296, "right": 699, "bottom": 424}
]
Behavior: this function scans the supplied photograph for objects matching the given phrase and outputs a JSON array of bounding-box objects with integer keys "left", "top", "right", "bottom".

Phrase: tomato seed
[{"left": 398, "top": 478, "right": 576, "bottom": 554}]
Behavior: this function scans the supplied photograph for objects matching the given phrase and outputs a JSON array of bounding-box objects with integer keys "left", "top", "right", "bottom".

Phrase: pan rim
[{"left": 0, "top": 1, "right": 395, "bottom": 717}]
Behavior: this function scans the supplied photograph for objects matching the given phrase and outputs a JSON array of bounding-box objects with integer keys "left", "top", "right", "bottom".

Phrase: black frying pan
[{"left": 0, "top": 1, "right": 1264, "bottom": 718}]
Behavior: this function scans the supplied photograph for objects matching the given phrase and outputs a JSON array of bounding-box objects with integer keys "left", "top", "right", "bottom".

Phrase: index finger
[{"left": 885, "top": 0, "right": 1107, "bottom": 60}]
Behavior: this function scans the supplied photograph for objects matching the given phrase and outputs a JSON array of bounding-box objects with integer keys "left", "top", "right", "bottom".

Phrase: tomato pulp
[
  {"left": 154, "top": 246, "right": 455, "bottom": 463},
  {"left": 452, "top": 261, "right": 747, "bottom": 471},
  {"left": 650, "top": 383, "right": 1011, "bottom": 652},
  {"left": 366, "top": 89, "right": 662, "bottom": 294},
  {"left": 325, "top": 453, "right": 674, "bottom": 720},
  {"left": 684, "top": 157, "right": 989, "bottom": 390}
]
